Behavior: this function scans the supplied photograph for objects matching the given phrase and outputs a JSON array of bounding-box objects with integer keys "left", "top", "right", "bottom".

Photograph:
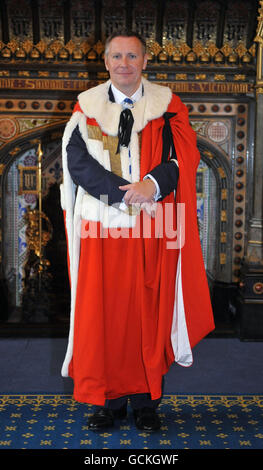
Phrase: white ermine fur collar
[{"left": 77, "top": 77, "right": 172, "bottom": 136}]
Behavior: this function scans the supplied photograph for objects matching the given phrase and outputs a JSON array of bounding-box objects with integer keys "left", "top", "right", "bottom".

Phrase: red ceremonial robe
[{"left": 63, "top": 91, "right": 215, "bottom": 406}]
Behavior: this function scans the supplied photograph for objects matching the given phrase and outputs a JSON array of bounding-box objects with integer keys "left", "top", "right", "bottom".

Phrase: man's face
[{"left": 104, "top": 36, "right": 148, "bottom": 96}]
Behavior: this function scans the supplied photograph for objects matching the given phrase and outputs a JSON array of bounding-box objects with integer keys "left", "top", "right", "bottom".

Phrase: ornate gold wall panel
[
  {"left": 0, "top": 37, "right": 257, "bottom": 66},
  {"left": 0, "top": 0, "right": 258, "bottom": 66}
]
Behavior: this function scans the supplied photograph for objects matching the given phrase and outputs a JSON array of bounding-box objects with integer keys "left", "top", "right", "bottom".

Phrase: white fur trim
[
  {"left": 128, "top": 132, "right": 140, "bottom": 183},
  {"left": 60, "top": 183, "right": 65, "bottom": 210},
  {"left": 78, "top": 77, "right": 172, "bottom": 137},
  {"left": 78, "top": 81, "right": 121, "bottom": 137},
  {"left": 81, "top": 193, "right": 138, "bottom": 228},
  {"left": 61, "top": 111, "right": 82, "bottom": 266},
  {"left": 171, "top": 250, "right": 193, "bottom": 367},
  {"left": 61, "top": 111, "right": 86, "bottom": 377},
  {"left": 119, "top": 146, "right": 130, "bottom": 182},
  {"left": 61, "top": 185, "right": 85, "bottom": 377}
]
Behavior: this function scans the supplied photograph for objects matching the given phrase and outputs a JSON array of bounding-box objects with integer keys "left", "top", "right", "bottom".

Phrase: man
[{"left": 61, "top": 31, "right": 214, "bottom": 432}]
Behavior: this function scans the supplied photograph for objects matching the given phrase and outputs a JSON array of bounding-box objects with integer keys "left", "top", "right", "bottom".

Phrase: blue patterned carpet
[{"left": 0, "top": 394, "right": 263, "bottom": 450}]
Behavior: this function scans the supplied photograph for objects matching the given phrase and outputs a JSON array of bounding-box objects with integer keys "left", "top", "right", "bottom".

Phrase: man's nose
[{"left": 120, "top": 56, "right": 128, "bottom": 67}]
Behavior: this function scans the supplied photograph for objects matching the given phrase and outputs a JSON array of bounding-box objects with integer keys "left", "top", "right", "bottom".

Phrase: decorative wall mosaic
[
  {"left": 196, "top": 160, "right": 217, "bottom": 277},
  {"left": 188, "top": 101, "right": 250, "bottom": 282},
  {"left": 3, "top": 140, "right": 63, "bottom": 313}
]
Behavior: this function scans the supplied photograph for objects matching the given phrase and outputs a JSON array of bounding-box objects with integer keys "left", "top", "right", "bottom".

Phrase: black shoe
[
  {"left": 87, "top": 404, "right": 127, "bottom": 431},
  {"left": 133, "top": 407, "right": 161, "bottom": 432},
  {"left": 87, "top": 407, "right": 114, "bottom": 431}
]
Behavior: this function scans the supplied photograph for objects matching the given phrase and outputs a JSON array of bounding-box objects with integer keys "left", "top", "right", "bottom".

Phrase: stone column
[
  {"left": 247, "top": 0, "right": 263, "bottom": 265},
  {"left": 237, "top": 1, "right": 263, "bottom": 339}
]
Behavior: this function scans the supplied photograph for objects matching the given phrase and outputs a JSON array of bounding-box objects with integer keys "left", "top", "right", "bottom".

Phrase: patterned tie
[{"left": 122, "top": 97, "right": 134, "bottom": 109}]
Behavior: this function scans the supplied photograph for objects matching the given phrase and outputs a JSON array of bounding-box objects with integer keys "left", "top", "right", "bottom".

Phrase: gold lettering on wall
[
  {"left": 0, "top": 78, "right": 91, "bottom": 90},
  {"left": 168, "top": 82, "right": 253, "bottom": 94},
  {"left": 0, "top": 78, "right": 254, "bottom": 94}
]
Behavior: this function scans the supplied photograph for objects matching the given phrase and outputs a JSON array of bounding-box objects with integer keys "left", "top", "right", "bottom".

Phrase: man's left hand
[{"left": 119, "top": 179, "right": 156, "bottom": 204}]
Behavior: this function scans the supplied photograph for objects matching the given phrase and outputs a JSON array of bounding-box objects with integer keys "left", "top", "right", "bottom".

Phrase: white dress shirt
[{"left": 111, "top": 82, "right": 143, "bottom": 104}]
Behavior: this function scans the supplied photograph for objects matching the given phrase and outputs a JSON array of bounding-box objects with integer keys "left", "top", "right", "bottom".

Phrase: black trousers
[{"left": 104, "top": 378, "right": 164, "bottom": 411}]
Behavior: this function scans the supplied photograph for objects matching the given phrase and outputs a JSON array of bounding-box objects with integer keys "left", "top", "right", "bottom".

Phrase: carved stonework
[
  {"left": 0, "top": 37, "right": 256, "bottom": 66},
  {"left": 0, "top": 0, "right": 258, "bottom": 68},
  {"left": 71, "top": 0, "right": 95, "bottom": 42}
]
